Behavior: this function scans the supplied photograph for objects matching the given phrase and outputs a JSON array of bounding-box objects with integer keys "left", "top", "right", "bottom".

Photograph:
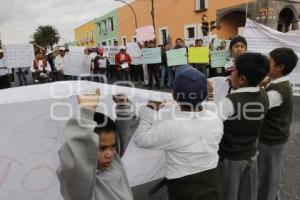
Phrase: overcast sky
[{"left": 0, "top": 0, "right": 127, "bottom": 45}]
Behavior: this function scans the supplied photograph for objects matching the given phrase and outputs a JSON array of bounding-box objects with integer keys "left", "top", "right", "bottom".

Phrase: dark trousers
[
  {"left": 16, "top": 71, "right": 28, "bottom": 86},
  {"left": 257, "top": 142, "right": 286, "bottom": 200},
  {"left": 219, "top": 155, "right": 258, "bottom": 200},
  {"left": 94, "top": 68, "right": 107, "bottom": 83},
  {"left": 117, "top": 70, "right": 130, "bottom": 82},
  {"left": 131, "top": 65, "right": 144, "bottom": 82},
  {"left": 147, "top": 64, "right": 159, "bottom": 88},
  {"left": 0, "top": 75, "right": 11, "bottom": 89},
  {"left": 166, "top": 168, "right": 222, "bottom": 200}
]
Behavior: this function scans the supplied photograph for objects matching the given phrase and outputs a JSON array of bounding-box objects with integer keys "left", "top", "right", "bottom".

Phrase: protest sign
[
  {"left": 108, "top": 47, "right": 119, "bottom": 65},
  {"left": 64, "top": 47, "right": 91, "bottom": 76},
  {"left": 136, "top": 26, "right": 155, "bottom": 42},
  {"left": 188, "top": 47, "right": 209, "bottom": 64},
  {"left": 214, "top": 39, "right": 231, "bottom": 50},
  {"left": 166, "top": 48, "right": 188, "bottom": 67},
  {"left": 3, "top": 44, "right": 34, "bottom": 68},
  {"left": 202, "top": 35, "right": 217, "bottom": 46},
  {"left": 210, "top": 50, "right": 228, "bottom": 68},
  {"left": 141, "top": 48, "right": 161, "bottom": 64},
  {"left": 243, "top": 19, "right": 300, "bottom": 96},
  {"left": 126, "top": 43, "right": 143, "bottom": 65}
]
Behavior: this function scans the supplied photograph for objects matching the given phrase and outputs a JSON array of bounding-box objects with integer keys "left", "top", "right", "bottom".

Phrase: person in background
[
  {"left": 92, "top": 48, "right": 107, "bottom": 83},
  {"left": 108, "top": 40, "right": 119, "bottom": 81},
  {"left": 55, "top": 47, "right": 65, "bottom": 81},
  {"left": 160, "top": 43, "right": 173, "bottom": 88},
  {"left": 115, "top": 46, "right": 132, "bottom": 82},
  {"left": 47, "top": 50, "right": 58, "bottom": 82},
  {"left": 0, "top": 49, "right": 11, "bottom": 89},
  {"left": 146, "top": 40, "right": 160, "bottom": 90},
  {"left": 30, "top": 50, "right": 51, "bottom": 83},
  {"left": 193, "top": 39, "right": 208, "bottom": 77}
]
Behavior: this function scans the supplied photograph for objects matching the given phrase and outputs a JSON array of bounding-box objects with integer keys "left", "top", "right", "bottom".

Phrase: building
[
  {"left": 95, "top": 10, "right": 119, "bottom": 47},
  {"left": 74, "top": 20, "right": 97, "bottom": 48},
  {"left": 75, "top": 0, "right": 300, "bottom": 47},
  {"left": 117, "top": 0, "right": 300, "bottom": 44}
]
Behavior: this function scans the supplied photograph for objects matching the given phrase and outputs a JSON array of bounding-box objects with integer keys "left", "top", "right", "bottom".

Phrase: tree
[{"left": 32, "top": 26, "right": 60, "bottom": 50}]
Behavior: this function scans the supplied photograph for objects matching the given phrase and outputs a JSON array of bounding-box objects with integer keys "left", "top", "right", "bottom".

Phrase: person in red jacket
[{"left": 115, "top": 46, "right": 132, "bottom": 81}]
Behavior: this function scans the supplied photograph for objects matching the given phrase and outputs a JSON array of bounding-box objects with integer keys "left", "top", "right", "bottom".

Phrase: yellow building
[{"left": 74, "top": 20, "right": 97, "bottom": 48}]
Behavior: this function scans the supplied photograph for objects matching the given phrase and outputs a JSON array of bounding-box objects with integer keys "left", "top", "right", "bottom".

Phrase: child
[
  {"left": 134, "top": 65, "right": 223, "bottom": 200},
  {"left": 57, "top": 89, "right": 133, "bottom": 200},
  {"left": 257, "top": 48, "right": 298, "bottom": 200},
  {"left": 217, "top": 53, "right": 270, "bottom": 200}
]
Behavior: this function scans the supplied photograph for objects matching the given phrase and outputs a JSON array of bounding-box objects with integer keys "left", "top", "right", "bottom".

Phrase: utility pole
[{"left": 151, "top": 0, "right": 156, "bottom": 40}]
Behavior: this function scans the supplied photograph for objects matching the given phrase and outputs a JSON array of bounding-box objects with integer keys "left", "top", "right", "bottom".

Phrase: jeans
[
  {"left": 160, "top": 65, "right": 173, "bottom": 88},
  {"left": 16, "top": 71, "right": 28, "bottom": 86}
]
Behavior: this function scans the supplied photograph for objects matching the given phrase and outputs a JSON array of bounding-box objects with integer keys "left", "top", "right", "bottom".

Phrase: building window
[
  {"left": 110, "top": 18, "right": 114, "bottom": 32},
  {"left": 102, "top": 41, "right": 107, "bottom": 46},
  {"left": 98, "top": 23, "right": 102, "bottom": 35},
  {"left": 108, "top": 40, "right": 112, "bottom": 46},
  {"left": 101, "top": 21, "right": 107, "bottom": 34},
  {"left": 159, "top": 27, "right": 168, "bottom": 45},
  {"left": 184, "top": 24, "right": 197, "bottom": 43},
  {"left": 122, "top": 37, "right": 127, "bottom": 46},
  {"left": 195, "top": 0, "right": 208, "bottom": 11},
  {"left": 187, "top": 27, "right": 195, "bottom": 39},
  {"left": 132, "top": 37, "right": 137, "bottom": 42}
]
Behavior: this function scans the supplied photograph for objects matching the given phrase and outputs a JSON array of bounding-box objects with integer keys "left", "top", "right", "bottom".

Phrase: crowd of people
[
  {"left": 0, "top": 36, "right": 236, "bottom": 91},
  {"left": 1, "top": 35, "right": 298, "bottom": 200}
]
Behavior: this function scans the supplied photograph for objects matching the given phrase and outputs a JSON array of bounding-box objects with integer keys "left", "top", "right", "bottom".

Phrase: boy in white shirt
[{"left": 134, "top": 65, "right": 223, "bottom": 200}]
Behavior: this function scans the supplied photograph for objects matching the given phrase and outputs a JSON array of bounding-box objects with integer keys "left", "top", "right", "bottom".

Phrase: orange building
[
  {"left": 117, "top": 0, "right": 255, "bottom": 45},
  {"left": 117, "top": 0, "right": 300, "bottom": 45}
]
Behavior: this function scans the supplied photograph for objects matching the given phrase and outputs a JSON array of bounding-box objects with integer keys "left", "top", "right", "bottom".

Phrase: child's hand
[
  {"left": 260, "top": 76, "right": 272, "bottom": 89},
  {"left": 77, "top": 88, "right": 100, "bottom": 111},
  {"left": 147, "top": 100, "right": 166, "bottom": 111},
  {"left": 207, "top": 81, "right": 214, "bottom": 94},
  {"left": 112, "top": 94, "right": 129, "bottom": 106}
]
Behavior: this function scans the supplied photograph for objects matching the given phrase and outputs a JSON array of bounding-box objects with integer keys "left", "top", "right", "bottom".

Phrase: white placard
[
  {"left": 64, "top": 47, "right": 91, "bottom": 76},
  {"left": 121, "top": 62, "right": 129, "bottom": 69},
  {"left": 3, "top": 44, "right": 34, "bottom": 68}
]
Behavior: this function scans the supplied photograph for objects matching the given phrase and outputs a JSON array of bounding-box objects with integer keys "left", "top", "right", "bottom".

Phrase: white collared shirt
[
  {"left": 55, "top": 55, "right": 64, "bottom": 71},
  {"left": 266, "top": 76, "right": 288, "bottom": 109},
  {"left": 134, "top": 106, "right": 223, "bottom": 179},
  {"left": 0, "top": 58, "right": 9, "bottom": 76},
  {"left": 219, "top": 87, "right": 260, "bottom": 121}
]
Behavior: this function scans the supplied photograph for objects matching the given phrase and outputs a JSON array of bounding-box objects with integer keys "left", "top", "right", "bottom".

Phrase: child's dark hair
[
  {"left": 269, "top": 48, "right": 298, "bottom": 75},
  {"left": 93, "top": 112, "right": 116, "bottom": 135},
  {"left": 235, "top": 53, "right": 270, "bottom": 86}
]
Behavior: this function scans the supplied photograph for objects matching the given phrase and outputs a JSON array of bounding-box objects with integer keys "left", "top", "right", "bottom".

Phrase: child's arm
[
  {"left": 133, "top": 102, "right": 175, "bottom": 150},
  {"left": 113, "top": 94, "right": 140, "bottom": 155},
  {"left": 57, "top": 90, "right": 100, "bottom": 200}
]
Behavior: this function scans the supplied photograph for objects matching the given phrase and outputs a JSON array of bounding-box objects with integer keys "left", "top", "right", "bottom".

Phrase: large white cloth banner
[
  {"left": 0, "top": 79, "right": 227, "bottom": 199},
  {"left": 3, "top": 44, "right": 34, "bottom": 68},
  {"left": 243, "top": 19, "right": 300, "bottom": 96}
]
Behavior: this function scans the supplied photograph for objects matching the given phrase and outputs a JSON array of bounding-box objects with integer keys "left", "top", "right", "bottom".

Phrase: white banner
[
  {"left": 243, "top": 19, "right": 300, "bottom": 96},
  {"left": 3, "top": 44, "right": 34, "bottom": 68},
  {"left": 64, "top": 47, "right": 91, "bottom": 76}
]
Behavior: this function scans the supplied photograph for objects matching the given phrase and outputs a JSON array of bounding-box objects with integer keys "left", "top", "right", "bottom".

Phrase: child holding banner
[
  {"left": 30, "top": 50, "right": 51, "bottom": 83},
  {"left": 134, "top": 65, "right": 223, "bottom": 200},
  {"left": 57, "top": 89, "right": 134, "bottom": 200},
  {"left": 257, "top": 48, "right": 298, "bottom": 200},
  {"left": 216, "top": 53, "right": 270, "bottom": 200}
]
